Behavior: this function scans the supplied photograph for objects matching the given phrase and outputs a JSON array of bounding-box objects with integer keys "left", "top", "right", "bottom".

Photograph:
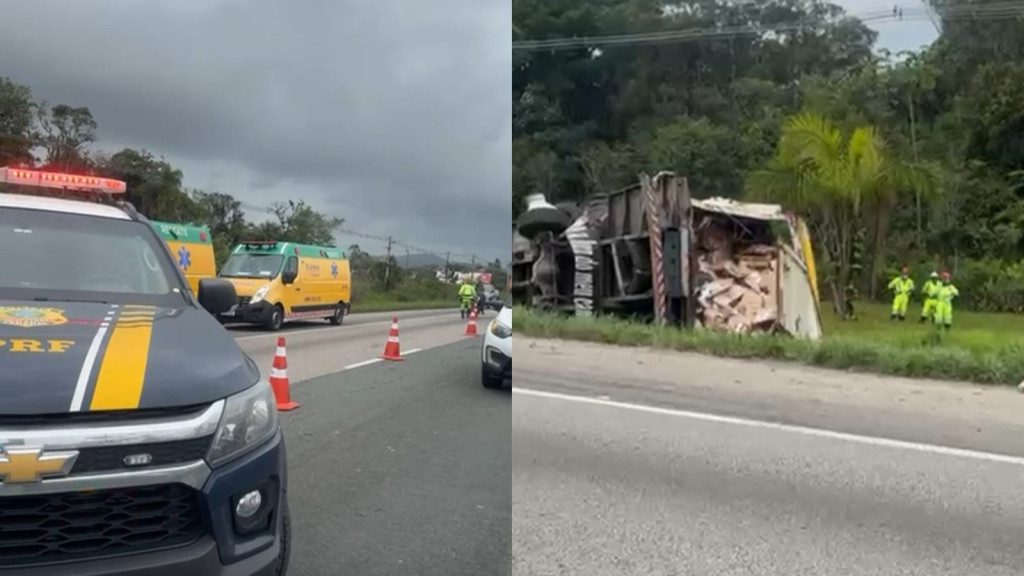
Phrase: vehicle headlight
[
  {"left": 250, "top": 284, "right": 270, "bottom": 304},
  {"left": 207, "top": 381, "right": 279, "bottom": 467},
  {"left": 489, "top": 319, "right": 511, "bottom": 338}
]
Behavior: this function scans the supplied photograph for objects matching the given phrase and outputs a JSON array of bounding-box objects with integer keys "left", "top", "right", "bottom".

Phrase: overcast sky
[
  {"left": 0, "top": 0, "right": 511, "bottom": 264},
  {"left": 842, "top": 0, "right": 940, "bottom": 53},
  {"left": 0, "top": 0, "right": 931, "bottom": 265}
]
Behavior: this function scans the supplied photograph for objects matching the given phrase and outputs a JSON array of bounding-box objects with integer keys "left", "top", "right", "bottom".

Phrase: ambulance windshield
[
  {"left": 220, "top": 253, "right": 284, "bottom": 279},
  {"left": 0, "top": 206, "right": 184, "bottom": 305}
]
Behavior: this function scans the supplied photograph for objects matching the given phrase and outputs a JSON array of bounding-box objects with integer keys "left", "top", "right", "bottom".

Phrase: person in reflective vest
[
  {"left": 458, "top": 279, "right": 477, "bottom": 319},
  {"left": 919, "top": 271, "right": 941, "bottom": 323},
  {"left": 887, "top": 266, "right": 914, "bottom": 321},
  {"left": 934, "top": 271, "right": 959, "bottom": 329}
]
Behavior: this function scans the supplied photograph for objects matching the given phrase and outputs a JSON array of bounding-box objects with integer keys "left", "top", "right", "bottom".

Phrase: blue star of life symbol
[
  {"left": 177, "top": 245, "right": 191, "bottom": 271},
  {"left": 330, "top": 262, "right": 338, "bottom": 277}
]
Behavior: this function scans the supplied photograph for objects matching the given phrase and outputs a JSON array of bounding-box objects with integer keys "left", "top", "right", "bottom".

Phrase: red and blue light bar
[{"left": 0, "top": 167, "right": 127, "bottom": 194}]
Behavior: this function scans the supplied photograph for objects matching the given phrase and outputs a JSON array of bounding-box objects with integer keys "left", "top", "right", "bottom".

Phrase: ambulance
[
  {"left": 218, "top": 240, "right": 351, "bottom": 331},
  {"left": 0, "top": 167, "right": 292, "bottom": 576},
  {"left": 150, "top": 219, "right": 217, "bottom": 296}
]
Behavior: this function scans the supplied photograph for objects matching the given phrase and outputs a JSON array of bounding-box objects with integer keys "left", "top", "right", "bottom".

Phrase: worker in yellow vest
[
  {"left": 934, "top": 271, "right": 959, "bottom": 330},
  {"left": 919, "top": 271, "right": 941, "bottom": 323},
  {"left": 887, "top": 266, "right": 914, "bottom": 321}
]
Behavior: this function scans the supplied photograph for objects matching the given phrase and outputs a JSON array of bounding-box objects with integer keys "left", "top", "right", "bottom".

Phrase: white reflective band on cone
[{"left": 269, "top": 367, "right": 287, "bottom": 378}]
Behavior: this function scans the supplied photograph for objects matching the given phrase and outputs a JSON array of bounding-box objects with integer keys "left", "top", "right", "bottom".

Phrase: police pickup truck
[{"left": 0, "top": 168, "right": 291, "bottom": 576}]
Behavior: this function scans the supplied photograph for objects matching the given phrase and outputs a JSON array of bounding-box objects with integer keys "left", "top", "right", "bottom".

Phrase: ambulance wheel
[
  {"left": 328, "top": 303, "right": 344, "bottom": 326},
  {"left": 273, "top": 499, "right": 292, "bottom": 575},
  {"left": 266, "top": 305, "right": 284, "bottom": 331}
]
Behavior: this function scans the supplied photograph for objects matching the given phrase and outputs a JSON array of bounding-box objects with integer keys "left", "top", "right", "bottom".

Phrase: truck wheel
[
  {"left": 328, "top": 303, "right": 344, "bottom": 326},
  {"left": 266, "top": 305, "right": 284, "bottom": 331},
  {"left": 273, "top": 499, "right": 292, "bottom": 575}
]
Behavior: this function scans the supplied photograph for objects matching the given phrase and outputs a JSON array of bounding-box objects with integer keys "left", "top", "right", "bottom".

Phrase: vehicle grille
[
  {"left": 0, "top": 484, "right": 205, "bottom": 567},
  {"left": 72, "top": 437, "right": 212, "bottom": 475}
]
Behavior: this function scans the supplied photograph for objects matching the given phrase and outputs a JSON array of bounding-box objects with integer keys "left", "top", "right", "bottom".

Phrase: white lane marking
[
  {"left": 234, "top": 322, "right": 384, "bottom": 341},
  {"left": 512, "top": 388, "right": 1024, "bottom": 467},
  {"left": 345, "top": 358, "right": 383, "bottom": 370},
  {"left": 232, "top": 312, "right": 453, "bottom": 341},
  {"left": 402, "top": 348, "right": 422, "bottom": 356},
  {"left": 69, "top": 322, "right": 112, "bottom": 412}
]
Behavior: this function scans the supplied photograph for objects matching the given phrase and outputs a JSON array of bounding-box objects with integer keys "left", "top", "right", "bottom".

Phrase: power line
[
  {"left": 512, "top": 1, "right": 1024, "bottom": 51},
  {"left": 333, "top": 226, "right": 478, "bottom": 263}
]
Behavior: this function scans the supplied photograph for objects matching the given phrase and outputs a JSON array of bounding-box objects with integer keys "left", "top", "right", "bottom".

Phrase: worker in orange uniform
[
  {"left": 933, "top": 271, "right": 959, "bottom": 330},
  {"left": 887, "top": 266, "right": 915, "bottom": 321}
]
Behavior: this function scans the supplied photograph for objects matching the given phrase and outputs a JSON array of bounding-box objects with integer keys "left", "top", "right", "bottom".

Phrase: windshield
[
  {"left": 0, "top": 207, "right": 184, "bottom": 305},
  {"left": 220, "top": 253, "right": 284, "bottom": 278}
]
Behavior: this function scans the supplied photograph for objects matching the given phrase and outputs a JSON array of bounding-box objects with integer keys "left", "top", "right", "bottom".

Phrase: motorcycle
[{"left": 459, "top": 294, "right": 487, "bottom": 319}]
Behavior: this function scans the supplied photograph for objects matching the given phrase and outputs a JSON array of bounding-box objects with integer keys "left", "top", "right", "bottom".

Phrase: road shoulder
[{"left": 518, "top": 337, "right": 1024, "bottom": 458}]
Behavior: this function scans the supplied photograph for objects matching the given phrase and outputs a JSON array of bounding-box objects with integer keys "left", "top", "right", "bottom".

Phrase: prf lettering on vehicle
[{"left": 0, "top": 339, "right": 75, "bottom": 353}]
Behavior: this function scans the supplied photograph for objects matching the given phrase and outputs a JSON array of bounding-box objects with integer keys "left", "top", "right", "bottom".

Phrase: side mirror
[
  {"left": 281, "top": 269, "right": 298, "bottom": 285},
  {"left": 198, "top": 278, "right": 237, "bottom": 315}
]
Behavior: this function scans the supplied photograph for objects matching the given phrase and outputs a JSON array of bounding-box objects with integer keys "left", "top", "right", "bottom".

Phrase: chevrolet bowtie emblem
[{"left": 0, "top": 446, "right": 79, "bottom": 484}]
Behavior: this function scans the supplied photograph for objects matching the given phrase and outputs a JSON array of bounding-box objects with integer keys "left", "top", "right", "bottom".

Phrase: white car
[{"left": 481, "top": 305, "right": 511, "bottom": 389}]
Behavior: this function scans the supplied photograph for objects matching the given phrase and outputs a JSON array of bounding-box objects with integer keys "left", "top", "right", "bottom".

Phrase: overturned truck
[{"left": 512, "top": 172, "right": 824, "bottom": 339}]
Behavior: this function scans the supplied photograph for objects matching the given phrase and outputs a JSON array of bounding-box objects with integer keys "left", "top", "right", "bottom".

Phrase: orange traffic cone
[
  {"left": 464, "top": 307, "right": 478, "bottom": 336},
  {"left": 269, "top": 337, "right": 299, "bottom": 411},
  {"left": 381, "top": 315, "right": 404, "bottom": 361}
]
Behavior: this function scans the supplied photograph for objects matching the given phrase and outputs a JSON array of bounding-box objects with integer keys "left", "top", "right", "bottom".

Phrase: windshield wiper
[{"left": 33, "top": 296, "right": 110, "bottom": 304}]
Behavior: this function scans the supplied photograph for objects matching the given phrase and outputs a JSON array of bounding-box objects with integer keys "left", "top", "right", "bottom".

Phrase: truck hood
[
  {"left": 0, "top": 300, "right": 260, "bottom": 415},
  {"left": 222, "top": 277, "right": 269, "bottom": 297}
]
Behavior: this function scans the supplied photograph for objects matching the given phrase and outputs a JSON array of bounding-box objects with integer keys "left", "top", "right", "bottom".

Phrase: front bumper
[
  {"left": 9, "top": 430, "right": 288, "bottom": 576},
  {"left": 220, "top": 300, "right": 272, "bottom": 325},
  {"left": 10, "top": 536, "right": 280, "bottom": 576},
  {"left": 482, "top": 344, "right": 511, "bottom": 381}
]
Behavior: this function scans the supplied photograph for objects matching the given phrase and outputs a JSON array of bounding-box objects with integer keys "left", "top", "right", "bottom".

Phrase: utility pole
[
  {"left": 384, "top": 235, "right": 393, "bottom": 291},
  {"left": 444, "top": 251, "right": 451, "bottom": 283},
  {"left": 405, "top": 249, "right": 410, "bottom": 269}
]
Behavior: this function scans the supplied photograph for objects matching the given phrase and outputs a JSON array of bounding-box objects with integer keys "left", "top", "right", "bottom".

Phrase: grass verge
[
  {"left": 515, "top": 305, "right": 1024, "bottom": 386},
  {"left": 351, "top": 299, "right": 457, "bottom": 313}
]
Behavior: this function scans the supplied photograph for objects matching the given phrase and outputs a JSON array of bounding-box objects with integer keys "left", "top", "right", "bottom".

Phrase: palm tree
[{"left": 746, "top": 112, "right": 939, "bottom": 317}]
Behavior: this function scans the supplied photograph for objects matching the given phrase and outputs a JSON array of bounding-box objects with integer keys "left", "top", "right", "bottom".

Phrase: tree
[
  {"left": 192, "top": 190, "right": 250, "bottom": 267},
  {"left": 95, "top": 148, "right": 199, "bottom": 222},
  {"left": 0, "top": 77, "right": 37, "bottom": 168},
  {"left": 746, "top": 112, "right": 938, "bottom": 314},
  {"left": 36, "top": 103, "right": 97, "bottom": 171},
  {"left": 247, "top": 200, "right": 343, "bottom": 246}
]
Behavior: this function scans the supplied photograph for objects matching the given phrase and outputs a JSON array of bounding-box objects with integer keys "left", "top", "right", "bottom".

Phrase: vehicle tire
[
  {"left": 273, "top": 498, "right": 292, "bottom": 575},
  {"left": 328, "top": 303, "right": 344, "bottom": 326},
  {"left": 481, "top": 365, "right": 503, "bottom": 389},
  {"left": 266, "top": 305, "right": 284, "bottom": 331}
]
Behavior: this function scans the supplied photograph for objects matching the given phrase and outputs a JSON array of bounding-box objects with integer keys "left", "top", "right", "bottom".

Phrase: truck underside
[{"left": 512, "top": 172, "right": 823, "bottom": 339}]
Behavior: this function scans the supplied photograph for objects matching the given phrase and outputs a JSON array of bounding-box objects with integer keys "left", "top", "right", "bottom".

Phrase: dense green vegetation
[
  {"left": 0, "top": 78, "right": 502, "bottom": 309},
  {"left": 512, "top": 0, "right": 1024, "bottom": 314}
]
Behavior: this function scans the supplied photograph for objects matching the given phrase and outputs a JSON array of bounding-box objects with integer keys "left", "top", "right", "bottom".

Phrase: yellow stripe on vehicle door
[{"left": 89, "top": 306, "right": 155, "bottom": 410}]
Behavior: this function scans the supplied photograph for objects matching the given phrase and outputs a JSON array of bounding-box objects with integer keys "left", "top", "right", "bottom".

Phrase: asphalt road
[
  {"left": 514, "top": 337, "right": 1024, "bottom": 576},
  {"left": 227, "top": 312, "right": 511, "bottom": 576},
  {"left": 229, "top": 309, "right": 488, "bottom": 383}
]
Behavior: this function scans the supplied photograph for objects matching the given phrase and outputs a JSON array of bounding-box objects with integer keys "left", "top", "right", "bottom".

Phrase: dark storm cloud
[{"left": 0, "top": 0, "right": 511, "bottom": 261}]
